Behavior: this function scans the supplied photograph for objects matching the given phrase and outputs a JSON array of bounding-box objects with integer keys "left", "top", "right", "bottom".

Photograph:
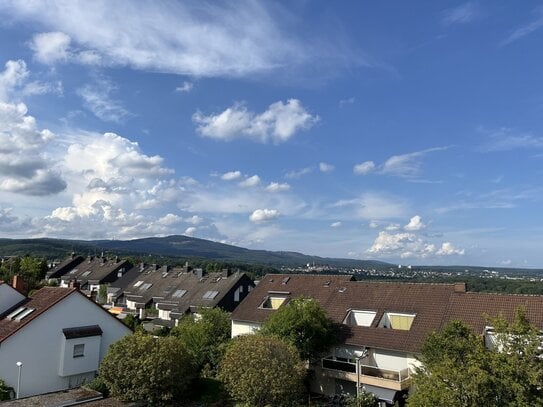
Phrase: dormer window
[
  {"left": 343, "top": 310, "right": 376, "bottom": 327},
  {"left": 260, "top": 296, "right": 287, "bottom": 310},
  {"left": 379, "top": 312, "right": 416, "bottom": 331}
]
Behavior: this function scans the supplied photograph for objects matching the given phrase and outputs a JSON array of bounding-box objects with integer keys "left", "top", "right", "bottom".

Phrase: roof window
[
  {"left": 140, "top": 283, "right": 153, "bottom": 291},
  {"left": 133, "top": 280, "right": 144, "bottom": 287},
  {"left": 259, "top": 296, "right": 287, "bottom": 310},
  {"left": 379, "top": 312, "right": 416, "bottom": 331},
  {"left": 343, "top": 310, "right": 376, "bottom": 327},
  {"left": 6, "top": 306, "right": 35, "bottom": 321},
  {"left": 202, "top": 290, "right": 219, "bottom": 299},
  {"left": 172, "top": 289, "right": 187, "bottom": 298}
]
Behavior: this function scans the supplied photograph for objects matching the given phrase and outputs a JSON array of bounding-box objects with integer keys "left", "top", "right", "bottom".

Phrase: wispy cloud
[
  {"left": 77, "top": 77, "right": 130, "bottom": 123},
  {"left": 193, "top": 99, "right": 318, "bottom": 144},
  {"left": 502, "top": 7, "right": 543, "bottom": 46},
  {"left": 285, "top": 166, "right": 314, "bottom": 179},
  {"left": 441, "top": 2, "right": 478, "bottom": 26},
  {"left": 175, "top": 81, "right": 193, "bottom": 93},
  {"left": 479, "top": 127, "right": 543, "bottom": 151},
  {"left": 319, "top": 162, "right": 334, "bottom": 173}
]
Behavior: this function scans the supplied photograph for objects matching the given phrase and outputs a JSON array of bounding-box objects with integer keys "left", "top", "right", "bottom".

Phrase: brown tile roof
[
  {"left": 232, "top": 274, "right": 543, "bottom": 353},
  {"left": 59, "top": 256, "right": 131, "bottom": 287},
  {"left": 0, "top": 287, "right": 76, "bottom": 343}
]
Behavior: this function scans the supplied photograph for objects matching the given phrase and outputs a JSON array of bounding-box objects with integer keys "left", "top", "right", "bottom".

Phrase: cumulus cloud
[
  {"left": 221, "top": 170, "right": 242, "bottom": 181},
  {"left": 250, "top": 208, "right": 280, "bottom": 223},
  {"left": 266, "top": 182, "right": 291, "bottom": 192},
  {"left": 436, "top": 242, "right": 465, "bottom": 256},
  {"left": 239, "top": 175, "right": 261, "bottom": 188},
  {"left": 353, "top": 161, "right": 375, "bottom": 175},
  {"left": 404, "top": 215, "right": 426, "bottom": 231},
  {"left": 0, "top": 101, "right": 65, "bottom": 195},
  {"left": 0, "top": 60, "right": 28, "bottom": 101},
  {"left": 175, "top": 81, "right": 193, "bottom": 93},
  {"left": 319, "top": 162, "right": 334, "bottom": 173},
  {"left": 30, "top": 32, "right": 71, "bottom": 64},
  {"left": 77, "top": 77, "right": 130, "bottom": 123},
  {"left": 193, "top": 99, "right": 318, "bottom": 144},
  {"left": 184, "top": 226, "right": 197, "bottom": 236}
]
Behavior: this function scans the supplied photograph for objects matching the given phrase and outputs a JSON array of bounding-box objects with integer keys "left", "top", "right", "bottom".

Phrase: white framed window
[{"left": 73, "top": 344, "right": 85, "bottom": 358}]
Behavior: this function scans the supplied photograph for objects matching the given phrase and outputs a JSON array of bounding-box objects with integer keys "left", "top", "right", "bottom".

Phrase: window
[
  {"left": 73, "top": 344, "right": 85, "bottom": 358},
  {"left": 6, "top": 307, "right": 35, "bottom": 321},
  {"left": 260, "top": 296, "right": 287, "bottom": 309},
  {"left": 82, "top": 270, "right": 91, "bottom": 277},
  {"left": 343, "top": 310, "right": 376, "bottom": 327},
  {"left": 133, "top": 280, "right": 144, "bottom": 287},
  {"left": 379, "top": 312, "right": 416, "bottom": 331},
  {"left": 172, "top": 289, "right": 187, "bottom": 298},
  {"left": 202, "top": 290, "right": 219, "bottom": 299},
  {"left": 140, "top": 283, "right": 153, "bottom": 291}
]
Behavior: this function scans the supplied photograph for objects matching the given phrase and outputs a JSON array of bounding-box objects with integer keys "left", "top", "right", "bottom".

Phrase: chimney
[
  {"left": 69, "top": 279, "right": 81, "bottom": 290},
  {"left": 221, "top": 268, "right": 231, "bottom": 278},
  {"left": 161, "top": 265, "right": 169, "bottom": 273},
  {"left": 193, "top": 268, "right": 203, "bottom": 279},
  {"left": 70, "top": 251, "right": 76, "bottom": 259},
  {"left": 454, "top": 282, "right": 467, "bottom": 293},
  {"left": 139, "top": 307, "right": 146, "bottom": 319},
  {"left": 139, "top": 262, "right": 145, "bottom": 272},
  {"left": 12, "top": 275, "right": 28, "bottom": 295}
]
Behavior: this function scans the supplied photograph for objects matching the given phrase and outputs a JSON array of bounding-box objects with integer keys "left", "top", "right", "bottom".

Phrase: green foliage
[
  {"left": 171, "top": 308, "right": 231, "bottom": 375},
  {"left": 219, "top": 335, "right": 305, "bottom": 407},
  {"left": 410, "top": 313, "right": 543, "bottom": 407},
  {"left": 121, "top": 314, "right": 140, "bottom": 330},
  {"left": 0, "top": 379, "right": 13, "bottom": 401},
  {"left": 97, "top": 284, "right": 108, "bottom": 304},
  {"left": 99, "top": 332, "right": 196, "bottom": 405},
  {"left": 344, "top": 391, "right": 378, "bottom": 407},
  {"left": 260, "top": 297, "right": 339, "bottom": 360},
  {"left": 85, "top": 376, "right": 109, "bottom": 397}
]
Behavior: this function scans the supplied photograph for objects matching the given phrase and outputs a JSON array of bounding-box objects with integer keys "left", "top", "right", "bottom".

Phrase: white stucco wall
[
  {"left": 231, "top": 320, "right": 261, "bottom": 337},
  {"left": 0, "top": 284, "right": 25, "bottom": 314},
  {"left": 0, "top": 291, "right": 131, "bottom": 398}
]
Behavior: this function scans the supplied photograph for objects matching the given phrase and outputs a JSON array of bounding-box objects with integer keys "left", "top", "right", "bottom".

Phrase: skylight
[
  {"left": 140, "top": 283, "right": 153, "bottom": 291},
  {"left": 202, "top": 290, "right": 219, "bottom": 299},
  {"left": 6, "top": 306, "right": 35, "bottom": 321},
  {"left": 133, "top": 280, "right": 144, "bottom": 287},
  {"left": 172, "top": 289, "right": 187, "bottom": 298},
  {"left": 82, "top": 270, "right": 91, "bottom": 277}
]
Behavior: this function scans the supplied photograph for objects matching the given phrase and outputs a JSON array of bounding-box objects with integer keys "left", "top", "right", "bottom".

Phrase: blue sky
[{"left": 0, "top": 1, "right": 542, "bottom": 267}]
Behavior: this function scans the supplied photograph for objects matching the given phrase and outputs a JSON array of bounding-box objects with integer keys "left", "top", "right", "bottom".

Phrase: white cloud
[
  {"left": 77, "top": 77, "right": 130, "bottom": 123},
  {"left": 353, "top": 161, "right": 375, "bottom": 175},
  {"left": 381, "top": 147, "right": 448, "bottom": 178},
  {"left": 6, "top": 1, "right": 311, "bottom": 77},
  {"left": 285, "top": 166, "right": 313, "bottom": 179},
  {"left": 436, "top": 242, "right": 465, "bottom": 256},
  {"left": 157, "top": 213, "right": 182, "bottom": 226},
  {"left": 250, "top": 208, "right": 280, "bottom": 223},
  {"left": 184, "top": 226, "right": 197, "bottom": 236},
  {"left": 239, "top": 175, "right": 261, "bottom": 188},
  {"left": 186, "top": 215, "right": 203, "bottom": 225},
  {"left": 193, "top": 99, "right": 319, "bottom": 143},
  {"left": 0, "top": 60, "right": 28, "bottom": 101},
  {"left": 404, "top": 215, "right": 426, "bottom": 231},
  {"left": 221, "top": 170, "right": 242, "bottom": 181},
  {"left": 332, "top": 193, "right": 407, "bottom": 220},
  {"left": 319, "top": 162, "right": 334, "bottom": 173},
  {"left": 502, "top": 7, "right": 543, "bottom": 46},
  {"left": 339, "top": 97, "right": 355, "bottom": 107},
  {"left": 175, "top": 81, "right": 193, "bottom": 93},
  {"left": 330, "top": 221, "right": 342, "bottom": 228},
  {"left": 369, "top": 220, "right": 380, "bottom": 228},
  {"left": 480, "top": 127, "right": 543, "bottom": 151},
  {"left": 30, "top": 32, "right": 71, "bottom": 64},
  {"left": 266, "top": 182, "right": 291, "bottom": 192},
  {"left": 0, "top": 101, "right": 65, "bottom": 196},
  {"left": 441, "top": 2, "right": 478, "bottom": 26}
]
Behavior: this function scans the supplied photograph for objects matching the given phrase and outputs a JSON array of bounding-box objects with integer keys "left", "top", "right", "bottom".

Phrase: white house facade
[{"left": 0, "top": 285, "right": 131, "bottom": 398}]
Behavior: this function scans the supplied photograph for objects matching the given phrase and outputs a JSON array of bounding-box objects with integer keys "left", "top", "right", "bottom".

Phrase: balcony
[{"left": 320, "top": 357, "right": 412, "bottom": 391}]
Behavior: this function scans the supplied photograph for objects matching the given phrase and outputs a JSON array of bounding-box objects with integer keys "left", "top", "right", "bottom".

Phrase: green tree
[
  {"left": 0, "top": 379, "right": 13, "bottom": 401},
  {"left": 344, "top": 391, "right": 378, "bottom": 407},
  {"left": 171, "top": 307, "right": 231, "bottom": 375},
  {"left": 99, "top": 332, "right": 196, "bottom": 405},
  {"left": 260, "top": 297, "right": 338, "bottom": 360},
  {"left": 19, "top": 256, "right": 48, "bottom": 281},
  {"left": 219, "top": 335, "right": 305, "bottom": 406},
  {"left": 410, "top": 314, "right": 543, "bottom": 407}
]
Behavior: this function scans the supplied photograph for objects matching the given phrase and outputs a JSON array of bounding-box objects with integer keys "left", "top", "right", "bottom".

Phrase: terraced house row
[{"left": 231, "top": 274, "right": 543, "bottom": 406}]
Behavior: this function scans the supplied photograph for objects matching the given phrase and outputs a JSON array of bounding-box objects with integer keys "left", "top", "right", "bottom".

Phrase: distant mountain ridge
[{"left": 0, "top": 235, "right": 391, "bottom": 268}]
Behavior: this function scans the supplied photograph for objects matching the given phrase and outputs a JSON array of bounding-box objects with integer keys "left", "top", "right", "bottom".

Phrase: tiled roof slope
[
  {"left": 0, "top": 287, "right": 76, "bottom": 343},
  {"left": 46, "top": 255, "right": 85, "bottom": 279},
  {"left": 59, "top": 256, "right": 131, "bottom": 287},
  {"left": 232, "top": 274, "right": 543, "bottom": 353}
]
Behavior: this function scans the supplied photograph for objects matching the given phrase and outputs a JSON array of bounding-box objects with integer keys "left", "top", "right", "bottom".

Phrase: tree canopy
[
  {"left": 260, "top": 296, "right": 338, "bottom": 360},
  {"left": 171, "top": 307, "right": 231, "bottom": 375},
  {"left": 99, "top": 332, "right": 196, "bottom": 405},
  {"left": 409, "top": 310, "right": 543, "bottom": 407},
  {"left": 219, "top": 335, "right": 305, "bottom": 407}
]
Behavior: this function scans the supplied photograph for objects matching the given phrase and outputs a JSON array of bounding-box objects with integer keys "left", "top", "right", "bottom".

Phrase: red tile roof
[
  {"left": 232, "top": 274, "right": 543, "bottom": 353},
  {"left": 0, "top": 287, "right": 76, "bottom": 343}
]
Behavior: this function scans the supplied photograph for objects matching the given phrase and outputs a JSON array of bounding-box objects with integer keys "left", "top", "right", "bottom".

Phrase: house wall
[
  {"left": 0, "top": 284, "right": 25, "bottom": 314},
  {"left": 0, "top": 292, "right": 131, "bottom": 398},
  {"left": 231, "top": 320, "right": 261, "bottom": 337}
]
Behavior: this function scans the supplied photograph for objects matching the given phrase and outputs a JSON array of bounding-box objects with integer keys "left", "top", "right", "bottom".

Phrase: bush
[
  {"left": 0, "top": 379, "right": 13, "bottom": 401},
  {"left": 219, "top": 335, "right": 305, "bottom": 406},
  {"left": 99, "top": 332, "right": 196, "bottom": 405}
]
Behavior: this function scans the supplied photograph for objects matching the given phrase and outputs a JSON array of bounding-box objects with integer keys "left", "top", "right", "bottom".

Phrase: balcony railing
[{"left": 321, "top": 357, "right": 410, "bottom": 383}]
